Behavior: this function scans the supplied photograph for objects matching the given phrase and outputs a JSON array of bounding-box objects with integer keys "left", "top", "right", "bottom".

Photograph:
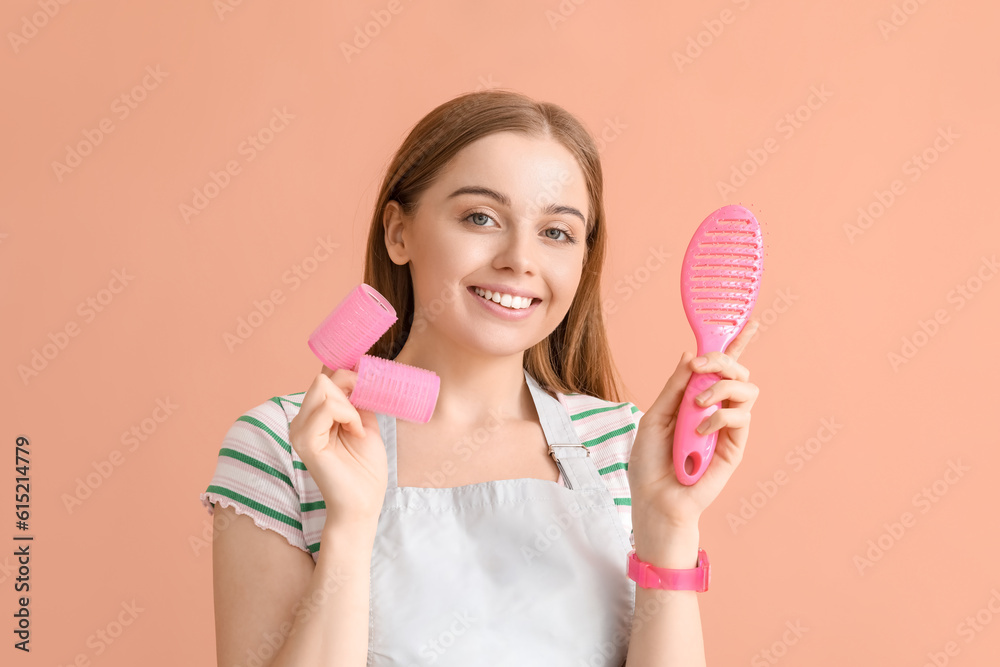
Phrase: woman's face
[{"left": 384, "top": 131, "right": 591, "bottom": 359}]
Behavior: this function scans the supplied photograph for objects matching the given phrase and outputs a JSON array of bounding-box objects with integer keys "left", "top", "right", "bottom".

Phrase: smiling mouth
[{"left": 469, "top": 286, "right": 539, "bottom": 310}]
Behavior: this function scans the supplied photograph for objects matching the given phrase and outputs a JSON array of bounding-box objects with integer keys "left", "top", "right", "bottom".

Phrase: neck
[{"left": 391, "top": 335, "right": 533, "bottom": 428}]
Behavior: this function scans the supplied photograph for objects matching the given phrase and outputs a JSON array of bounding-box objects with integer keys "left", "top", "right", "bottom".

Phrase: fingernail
[
  {"left": 697, "top": 419, "right": 711, "bottom": 434},
  {"left": 693, "top": 356, "right": 708, "bottom": 367}
]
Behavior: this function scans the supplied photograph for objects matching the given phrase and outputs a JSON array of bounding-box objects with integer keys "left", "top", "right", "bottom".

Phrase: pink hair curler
[
  {"left": 349, "top": 354, "right": 440, "bottom": 423},
  {"left": 674, "top": 205, "right": 764, "bottom": 485},
  {"left": 308, "top": 283, "right": 398, "bottom": 371},
  {"left": 308, "top": 283, "right": 440, "bottom": 423}
]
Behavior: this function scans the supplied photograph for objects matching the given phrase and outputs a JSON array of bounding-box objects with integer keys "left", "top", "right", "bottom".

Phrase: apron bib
[{"left": 368, "top": 369, "right": 635, "bottom": 666}]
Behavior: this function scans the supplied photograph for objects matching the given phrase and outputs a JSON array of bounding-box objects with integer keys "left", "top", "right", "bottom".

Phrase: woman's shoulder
[
  {"left": 223, "top": 391, "right": 308, "bottom": 449},
  {"left": 553, "top": 390, "right": 643, "bottom": 455},
  {"left": 555, "top": 389, "right": 642, "bottom": 425},
  {"left": 260, "top": 391, "right": 307, "bottom": 424},
  {"left": 200, "top": 391, "right": 314, "bottom": 555},
  {"left": 553, "top": 390, "right": 638, "bottom": 524}
]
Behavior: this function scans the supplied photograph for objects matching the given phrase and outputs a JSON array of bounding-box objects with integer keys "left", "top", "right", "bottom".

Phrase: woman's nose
[{"left": 492, "top": 226, "right": 537, "bottom": 272}]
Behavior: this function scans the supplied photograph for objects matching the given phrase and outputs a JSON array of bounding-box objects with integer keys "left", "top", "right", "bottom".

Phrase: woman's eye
[
  {"left": 467, "top": 212, "right": 495, "bottom": 226},
  {"left": 545, "top": 227, "right": 577, "bottom": 243}
]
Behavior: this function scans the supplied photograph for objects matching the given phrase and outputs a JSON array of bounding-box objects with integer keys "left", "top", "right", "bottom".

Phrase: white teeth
[{"left": 474, "top": 287, "right": 534, "bottom": 310}]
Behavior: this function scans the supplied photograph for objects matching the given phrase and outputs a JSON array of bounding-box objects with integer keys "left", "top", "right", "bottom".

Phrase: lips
[
  {"left": 469, "top": 283, "right": 541, "bottom": 301},
  {"left": 466, "top": 286, "right": 542, "bottom": 320},
  {"left": 469, "top": 286, "right": 537, "bottom": 309}
]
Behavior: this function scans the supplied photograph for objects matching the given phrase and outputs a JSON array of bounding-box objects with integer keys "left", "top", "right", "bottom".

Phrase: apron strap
[{"left": 524, "top": 369, "right": 603, "bottom": 492}]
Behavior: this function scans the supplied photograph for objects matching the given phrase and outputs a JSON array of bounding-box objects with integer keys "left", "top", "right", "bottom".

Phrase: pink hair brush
[
  {"left": 308, "top": 283, "right": 440, "bottom": 423},
  {"left": 674, "top": 205, "right": 763, "bottom": 485}
]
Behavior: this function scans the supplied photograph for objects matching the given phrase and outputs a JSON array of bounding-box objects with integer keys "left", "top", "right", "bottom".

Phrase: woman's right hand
[{"left": 288, "top": 368, "right": 388, "bottom": 530}]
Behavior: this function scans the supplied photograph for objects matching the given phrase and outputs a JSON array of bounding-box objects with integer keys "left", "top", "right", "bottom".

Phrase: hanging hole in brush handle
[{"left": 673, "top": 369, "right": 721, "bottom": 485}]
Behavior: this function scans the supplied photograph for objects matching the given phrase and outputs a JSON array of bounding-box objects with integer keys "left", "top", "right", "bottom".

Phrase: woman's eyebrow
[{"left": 446, "top": 185, "right": 587, "bottom": 227}]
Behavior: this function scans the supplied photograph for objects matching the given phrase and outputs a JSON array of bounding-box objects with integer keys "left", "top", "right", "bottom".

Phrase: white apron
[{"left": 367, "top": 368, "right": 635, "bottom": 666}]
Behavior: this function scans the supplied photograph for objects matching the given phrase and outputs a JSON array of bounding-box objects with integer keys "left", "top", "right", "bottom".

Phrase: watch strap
[{"left": 626, "top": 547, "right": 710, "bottom": 592}]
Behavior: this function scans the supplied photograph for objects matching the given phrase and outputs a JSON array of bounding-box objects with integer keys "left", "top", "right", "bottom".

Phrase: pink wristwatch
[{"left": 626, "top": 547, "right": 710, "bottom": 592}]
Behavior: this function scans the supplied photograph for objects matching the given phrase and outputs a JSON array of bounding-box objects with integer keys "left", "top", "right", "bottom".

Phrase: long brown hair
[{"left": 362, "top": 89, "right": 629, "bottom": 403}]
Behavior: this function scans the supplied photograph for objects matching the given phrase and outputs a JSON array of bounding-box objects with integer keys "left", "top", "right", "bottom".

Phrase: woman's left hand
[{"left": 627, "top": 320, "right": 761, "bottom": 534}]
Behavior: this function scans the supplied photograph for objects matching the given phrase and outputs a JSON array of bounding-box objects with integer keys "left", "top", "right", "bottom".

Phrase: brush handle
[{"left": 673, "top": 369, "right": 722, "bottom": 485}]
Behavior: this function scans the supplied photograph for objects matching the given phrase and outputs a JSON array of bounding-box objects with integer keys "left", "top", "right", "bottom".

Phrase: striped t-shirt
[{"left": 200, "top": 388, "right": 644, "bottom": 562}]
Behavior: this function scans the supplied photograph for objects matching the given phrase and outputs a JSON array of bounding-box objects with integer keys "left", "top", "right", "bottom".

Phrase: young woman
[{"left": 201, "top": 89, "right": 760, "bottom": 666}]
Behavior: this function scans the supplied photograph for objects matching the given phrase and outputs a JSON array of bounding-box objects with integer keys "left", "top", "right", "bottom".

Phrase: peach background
[{"left": 2, "top": 0, "right": 999, "bottom": 665}]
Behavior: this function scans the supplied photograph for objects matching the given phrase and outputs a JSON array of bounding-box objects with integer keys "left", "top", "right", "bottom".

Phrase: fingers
[
  {"left": 696, "top": 406, "right": 752, "bottom": 436},
  {"left": 694, "top": 379, "right": 760, "bottom": 410},
  {"left": 294, "top": 371, "right": 365, "bottom": 440},
  {"left": 723, "top": 320, "right": 760, "bottom": 361},
  {"left": 646, "top": 351, "right": 697, "bottom": 427},
  {"left": 298, "top": 392, "right": 366, "bottom": 443},
  {"left": 690, "top": 350, "right": 750, "bottom": 382},
  {"left": 297, "top": 372, "right": 334, "bottom": 425}
]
